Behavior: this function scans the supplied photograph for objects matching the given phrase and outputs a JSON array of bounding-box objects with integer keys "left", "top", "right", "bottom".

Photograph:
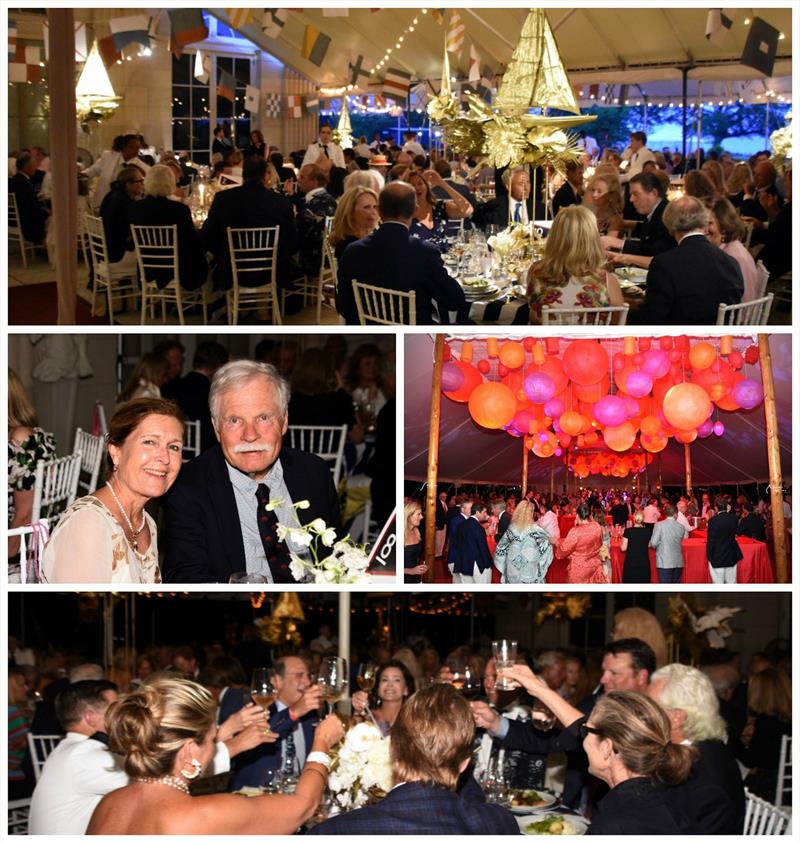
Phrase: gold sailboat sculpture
[
  {"left": 334, "top": 95, "right": 354, "bottom": 149},
  {"left": 429, "top": 9, "right": 596, "bottom": 171}
]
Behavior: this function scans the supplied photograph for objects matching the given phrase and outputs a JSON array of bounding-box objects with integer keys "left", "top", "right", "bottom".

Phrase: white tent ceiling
[{"left": 404, "top": 334, "right": 792, "bottom": 488}]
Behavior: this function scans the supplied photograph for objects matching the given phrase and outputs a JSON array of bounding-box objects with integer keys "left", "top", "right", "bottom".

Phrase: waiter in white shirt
[
  {"left": 619, "top": 131, "right": 655, "bottom": 183},
  {"left": 301, "top": 124, "right": 345, "bottom": 169}
]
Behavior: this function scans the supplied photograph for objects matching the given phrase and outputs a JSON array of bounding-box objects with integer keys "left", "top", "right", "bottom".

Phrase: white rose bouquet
[{"left": 328, "top": 722, "right": 392, "bottom": 811}]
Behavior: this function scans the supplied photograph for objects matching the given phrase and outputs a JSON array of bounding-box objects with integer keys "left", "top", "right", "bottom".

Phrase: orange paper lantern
[
  {"left": 499, "top": 341, "right": 526, "bottom": 370},
  {"left": 562, "top": 340, "right": 608, "bottom": 386},
  {"left": 468, "top": 382, "right": 517, "bottom": 429},
  {"left": 559, "top": 410, "right": 585, "bottom": 436},
  {"left": 675, "top": 429, "right": 698, "bottom": 444},
  {"left": 689, "top": 341, "right": 716, "bottom": 370},
  {"left": 662, "top": 383, "right": 712, "bottom": 431},
  {"left": 641, "top": 432, "right": 668, "bottom": 453},
  {"left": 603, "top": 422, "right": 637, "bottom": 452},
  {"left": 443, "top": 361, "right": 483, "bottom": 403},
  {"left": 460, "top": 341, "right": 473, "bottom": 363}
]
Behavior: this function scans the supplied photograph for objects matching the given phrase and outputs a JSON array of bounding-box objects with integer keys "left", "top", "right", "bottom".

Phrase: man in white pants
[{"left": 451, "top": 501, "right": 493, "bottom": 584}]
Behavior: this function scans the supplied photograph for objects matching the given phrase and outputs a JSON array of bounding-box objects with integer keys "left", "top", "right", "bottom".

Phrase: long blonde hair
[
  {"left": 509, "top": 499, "right": 536, "bottom": 532},
  {"left": 330, "top": 186, "right": 378, "bottom": 247},
  {"left": 404, "top": 499, "right": 422, "bottom": 542},
  {"left": 8, "top": 368, "right": 38, "bottom": 428},
  {"left": 532, "top": 204, "right": 606, "bottom": 286}
]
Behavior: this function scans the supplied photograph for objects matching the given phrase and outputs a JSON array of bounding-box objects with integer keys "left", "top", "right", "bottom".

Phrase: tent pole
[
  {"left": 681, "top": 66, "right": 689, "bottom": 161},
  {"left": 684, "top": 443, "right": 692, "bottom": 497},
  {"left": 758, "top": 334, "right": 787, "bottom": 583},
  {"left": 522, "top": 438, "right": 529, "bottom": 498},
  {"left": 424, "top": 335, "right": 446, "bottom": 583}
]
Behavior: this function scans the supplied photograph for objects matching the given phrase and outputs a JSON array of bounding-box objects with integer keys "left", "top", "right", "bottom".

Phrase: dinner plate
[
  {"left": 463, "top": 286, "right": 500, "bottom": 300},
  {"left": 516, "top": 814, "right": 590, "bottom": 835},
  {"left": 616, "top": 267, "right": 648, "bottom": 283},
  {"left": 508, "top": 790, "right": 558, "bottom": 814}
]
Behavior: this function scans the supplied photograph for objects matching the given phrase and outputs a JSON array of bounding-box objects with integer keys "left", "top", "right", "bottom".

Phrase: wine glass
[
  {"left": 531, "top": 697, "right": 557, "bottom": 731},
  {"left": 453, "top": 665, "right": 482, "bottom": 701},
  {"left": 493, "top": 640, "right": 518, "bottom": 690},
  {"left": 250, "top": 668, "right": 277, "bottom": 736},
  {"left": 357, "top": 663, "right": 377, "bottom": 693},
  {"left": 317, "top": 656, "right": 348, "bottom": 716}
]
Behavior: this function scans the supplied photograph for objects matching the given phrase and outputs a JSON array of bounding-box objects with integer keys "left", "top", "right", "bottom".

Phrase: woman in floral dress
[
  {"left": 556, "top": 503, "right": 607, "bottom": 584},
  {"left": 527, "top": 205, "right": 624, "bottom": 324}
]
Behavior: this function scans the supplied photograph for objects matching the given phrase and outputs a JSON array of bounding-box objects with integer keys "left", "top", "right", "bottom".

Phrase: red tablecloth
[
  {"left": 558, "top": 514, "right": 613, "bottom": 534},
  {"left": 610, "top": 532, "right": 773, "bottom": 583}
]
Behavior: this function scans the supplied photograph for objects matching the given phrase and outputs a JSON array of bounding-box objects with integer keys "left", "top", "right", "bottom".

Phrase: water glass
[{"left": 492, "top": 640, "right": 518, "bottom": 689}]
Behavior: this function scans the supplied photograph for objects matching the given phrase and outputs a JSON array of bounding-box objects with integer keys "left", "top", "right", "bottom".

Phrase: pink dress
[
  {"left": 557, "top": 522, "right": 606, "bottom": 583},
  {"left": 721, "top": 240, "right": 758, "bottom": 302}
]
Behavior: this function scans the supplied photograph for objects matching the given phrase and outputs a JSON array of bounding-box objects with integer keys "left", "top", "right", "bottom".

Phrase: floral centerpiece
[
  {"left": 328, "top": 722, "right": 392, "bottom": 812},
  {"left": 486, "top": 223, "right": 542, "bottom": 279},
  {"left": 266, "top": 498, "right": 376, "bottom": 584}
]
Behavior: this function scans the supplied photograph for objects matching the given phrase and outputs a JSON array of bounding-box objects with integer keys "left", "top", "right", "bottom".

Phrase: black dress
[
  {"left": 404, "top": 542, "right": 422, "bottom": 583},
  {"left": 588, "top": 777, "right": 689, "bottom": 835},
  {"left": 622, "top": 526, "right": 651, "bottom": 583}
]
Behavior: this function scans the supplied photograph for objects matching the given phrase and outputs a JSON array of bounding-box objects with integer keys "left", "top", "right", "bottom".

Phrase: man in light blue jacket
[{"left": 649, "top": 504, "right": 687, "bottom": 583}]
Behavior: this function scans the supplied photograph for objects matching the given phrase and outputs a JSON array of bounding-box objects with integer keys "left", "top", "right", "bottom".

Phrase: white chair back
[
  {"left": 8, "top": 192, "right": 28, "bottom": 267},
  {"left": 740, "top": 220, "right": 754, "bottom": 250},
  {"left": 132, "top": 223, "right": 179, "bottom": 282},
  {"left": 715, "top": 293, "right": 773, "bottom": 325},
  {"left": 353, "top": 280, "right": 417, "bottom": 325},
  {"left": 743, "top": 789, "right": 792, "bottom": 835},
  {"left": 8, "top": 799, "right": 31, "bottom": 835},
  {"left": 316, "top": 228, "right": 338, "bottom": 324},
  {"left": 226, "top": 226, "right": 282, "bottom": 325},
  {"left": 6, "top": 521, "right": 50, "bottom": 584},
  {"left": 754, "top": 260, "right": 770, "bottom": 300},
  {"left": 541, "top": 304, "right": 629, "bottom": 325},
  {"left": 183, "top": 419, "right": 202, "bottom": 462},
  {"left": 444, "top": 217, "right": 465, "bottom": 238},
  {"left": 73, "top": 427, "right": 105, "bottom": 494},
  {"left": 350, "top": 499, "right": 380, "bottom": 546},
  {"left": 287, "top": 425, "right": 348, "bottom": 487},
  {"left": 27, "top": 734, "right": 63, "bottom": 782},
  {"left": 776, "top": 734, "right": 792, "bottom": 808},
  {"left": 31, "top": 453, "right": 82, "bottom": 525}
]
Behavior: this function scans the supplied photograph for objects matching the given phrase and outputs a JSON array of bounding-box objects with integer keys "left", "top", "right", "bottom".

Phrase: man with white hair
[
  {"left": 647, "top": 663, "right": 745, "bottom": 834},
  {"left": 163, "top": 360, "right": 341, "bottom": 582}
]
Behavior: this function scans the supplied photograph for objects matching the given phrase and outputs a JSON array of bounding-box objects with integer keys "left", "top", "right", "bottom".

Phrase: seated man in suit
[
  {"left": 478, "top": 166, "right": 538, "bottom": 228},
  {"left": 736, "top": 499, "right": 767, "bottom": 542},
  {"left": 632, "top": 195, "right": 743, "bottom": 325},
  {"left": 551, "top": 160, "right": 583, "bottom": 217},
  {"left": 336, "top": 181, "right": 469, "bottom": 325},
  {"left": 225, "top": 654, "right": 321, "bottom": 791},
  {"left": 451, "top": 501, "right": 493, "bottom": 584},
  {"left": 310, "top": 683, "right": 518, "bottom": 835},
  {"left": 162, "top": 359, "right": 341, "bottom": 583},
  {"left": 602, "top": 171, "right": 676, "bottom": 269},
  {"left": 10, "top": 151, "right": 50, "bottom": 244},
  {"left": 201, "top": 155, "right": 297, "bottom": 293}
]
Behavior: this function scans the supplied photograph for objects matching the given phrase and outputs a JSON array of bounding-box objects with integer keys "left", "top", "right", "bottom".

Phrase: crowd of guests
[
  {"left": 8, "top": 337, "right": 395, "bottom": 584},
  {"left": 9, "top": 606, "right": 791, "bottom": 834},
  {"left": 405, "top": 485, "right": 789, "bottom": 585}
]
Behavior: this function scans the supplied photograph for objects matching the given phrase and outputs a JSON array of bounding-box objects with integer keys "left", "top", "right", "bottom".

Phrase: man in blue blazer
[
  {"left": 451, "top": 501, "right": 493, "bottom": 584},
  {"left": 446, "top": 498, "right": 471, "bottom": 576},
  {"left": 337, "top": 181, "right": 469, "bottom": 325},
  {"left": 224, "top": 655, "right": 321, "bottom": 791},
  {"left": 309, "top": 683, "right": 518, "bottom": 835}
]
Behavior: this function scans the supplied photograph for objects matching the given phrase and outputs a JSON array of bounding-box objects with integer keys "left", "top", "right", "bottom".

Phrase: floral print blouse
[
  {"left": 8, "top": 427, "right": 56, "bottom": 523},
  {"left": 410, "top": 200, "right": 451, "bottom": 253},
  {"left": 528, "top": 271, "right": 610, "bottom": 324}
]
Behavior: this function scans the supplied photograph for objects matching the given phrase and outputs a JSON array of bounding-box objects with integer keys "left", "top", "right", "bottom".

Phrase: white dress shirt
[
  {"left": 302, "top": 140, "right": 345, "bottom": 169},
  {"left": 620, "top": 145, "right": 656, "bottom": 183},
  {"left": 676, "top": 511, "right": 695, "bottom": 533},
  {"left": 276, "top": 699, "right": 307, "bottom": 766},
  {"left": 537, "top": 510, "right": 560, "bottom": 542},
  {"left": 509, "top": 198, "right": 529, "bottom": 225}
]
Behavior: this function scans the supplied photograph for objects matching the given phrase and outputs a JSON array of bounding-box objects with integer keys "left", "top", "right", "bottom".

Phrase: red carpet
[{"left": 9, "top": 283, "right": 107, "bottom": 325}]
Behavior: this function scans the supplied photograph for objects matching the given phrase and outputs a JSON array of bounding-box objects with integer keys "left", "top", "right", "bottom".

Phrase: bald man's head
[{"left": 379, "top": 181, "right": 416, "bottom": 223}]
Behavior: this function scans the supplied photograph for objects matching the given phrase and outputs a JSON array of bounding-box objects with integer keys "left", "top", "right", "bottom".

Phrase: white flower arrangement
[
  {"left": 265, "top": 499, "right": 377, "bottom": 585},
  {"left": 328, "top": 722, "right": 392, "bottom": 811}
]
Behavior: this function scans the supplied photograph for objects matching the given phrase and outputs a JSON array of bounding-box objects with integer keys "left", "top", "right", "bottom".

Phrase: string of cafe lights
[{"left": 409, "top": 595, "right": 474, "bottom": 616}]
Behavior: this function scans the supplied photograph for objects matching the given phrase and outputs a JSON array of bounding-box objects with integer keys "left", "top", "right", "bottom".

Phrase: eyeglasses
[{"left": 579, "top": 724, "right": 604, "bottom": 740}]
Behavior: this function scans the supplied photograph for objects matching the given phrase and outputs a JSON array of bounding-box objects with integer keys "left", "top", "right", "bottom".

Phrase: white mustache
[{"left": 232, "top": 443, "right": 274, "bottom": 454}]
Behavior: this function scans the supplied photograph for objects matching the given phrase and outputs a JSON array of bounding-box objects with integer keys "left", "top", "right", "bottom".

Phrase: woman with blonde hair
[
  {"left": 527, "top": 204, "right": 624, "bottom": 324},
  {"left": 87, "top": 676, "right": 344, "bottom": 834},
  {"left": 701, "top": 159, "right": 727, "bottom": 197},
  {"left": 401, "top": 166, "right": 472, "bottom": 251},
  {"left": 403, "top": 499, "right": 427, "bottom": 582},
  {"left": 117, "top": 353, "right": 169, "bottom": 404},
  {"left": 586, "top": 169, "right": 624, "bottom": 236},
  {"left": 8, "top": 368, "right": 56, "bottom": 563},
  {"left": 620, "top": 512, "right": 652, "bottom": 584},
  {"left": 727, "top": 161, "right": 753, "bottom": 202},
  {"left": 611, "top": 606, "right": 668, "bottom": 668},
  {"left": 493, "top": 500, "right": 553, "bottom": 584},
  {"left": 329, "top": 185, "right": 380, "bottom": 260}
]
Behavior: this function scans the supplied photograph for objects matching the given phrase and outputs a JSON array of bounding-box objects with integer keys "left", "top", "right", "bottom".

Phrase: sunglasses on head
[{"left": 579, "top": 724, "right": 604, "bottom": 740}]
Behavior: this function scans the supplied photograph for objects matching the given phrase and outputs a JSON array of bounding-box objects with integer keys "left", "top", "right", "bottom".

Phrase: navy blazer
[
  {"left": 446, "top": 512, "right": 468, "bottom": 569},
  {"left": 552, "top": 181, "right": 581, "bottom": 216},
  {"left": 633, "top": 234, "right": 743, "bottom": 325},
  {"left": 706, "top": 510, "right": 744, "bottom": 569},
  {"left": 217, "top": 686, "right": 250, "bottom": 725},
  {"left": 10, "top": 172, "right": 48, "bottom": 243},
  {"left": 336, "top": 222, "right": 469, "bottom": 325},
  {"left": 161, "top": 444, "right": 341, "bottom": 583},
  {"left": 620, "top": 199, "right": 676, "bottom": 257},
  {"left": 309, "top": 778, "right": 519, "bottom": 835},
  {"left": 451, "top": 516, "right": 492, "bottom": 575}
]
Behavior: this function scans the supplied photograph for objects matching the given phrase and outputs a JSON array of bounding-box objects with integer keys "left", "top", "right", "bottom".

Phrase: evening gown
[
  {"left": 557, "top": 522, "right": 606, "bottom": 583},
  {"left": 404, "top": 542, "right": 422, "bottom": 584},
  {"left": 622, "top": 526, "right": 652, "bottom": 583}
]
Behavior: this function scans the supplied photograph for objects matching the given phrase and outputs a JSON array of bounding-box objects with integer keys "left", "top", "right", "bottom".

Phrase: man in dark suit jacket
[
  {"left": 632, "top": 195, "right": 743, "bottom": 325},
  {"left": 10, "top": 152, "right": 49, "bottom": 244},
  {"left": 706, "top": 496, "right": 744, "bottom": 583},
  {"left": 337, "top": 181, "right": 469, "bottom": 325},
  {"left": 478, "top": 165, "right": 544, "bottom": 228},
  {"left": 551, "top": 160, "right": 583, "bottom": 216},
  {"left": 201, "top": 156, "right": 297, "bottom": 291},
  {"left": 446, "top": 499, "right": 471, "bottom": 574},
  {"left": 451, "top": 502, "right": 493, "bottom": 584},
  {"left": 310, "top": 684, "right": 518, "bottom": 836},
  {"left": 162, "top": 360, "right": 340, "bottom": 583},
  {"left": 736, "top": 501, "right": 767, "bottom": 542}
]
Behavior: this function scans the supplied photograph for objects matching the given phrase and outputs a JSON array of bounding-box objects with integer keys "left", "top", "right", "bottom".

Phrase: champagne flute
[
  {"left": 317, "top": 656, "right": 348, "bottom": 716},
  {"left": 250, "top": 668, "right": 277, "bottom": 736}
]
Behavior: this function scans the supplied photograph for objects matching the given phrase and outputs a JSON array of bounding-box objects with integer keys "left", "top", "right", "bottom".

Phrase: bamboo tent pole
[
  {"left": 684, "top": 443, "right": 693, "bottom": 497},
  {"left": 758, "top": 334, "right": 787, "bottom": 583},
  {"left": 424, "top": 335, "right": 446, "bottom": 583}
]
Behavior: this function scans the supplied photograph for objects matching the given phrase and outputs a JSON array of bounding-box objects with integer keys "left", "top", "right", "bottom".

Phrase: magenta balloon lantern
[
  {"left": 623, "top": 396, "right": 640, "bottom": 418},
  {"left": 523, "top": 371, "right": 556, "bottom": 404},
  {"left": 555, "top": 447, "right": 563, "bottom": 456},
  {"left": 544, "top": 397, "right": 565, "bottom": 418},
  {"left": 512, "top": 410, "right": 533, "bottom": 435},
  {"left": 697, "top": 419, "right": 714, "bottom": 438},
  {"left": 593, "top": 395, "right": 628, "bottom": 427},
  {"left": 641, "top": 348, "right": 671, "bottom": 379},
  {"left": 504, "top": 423, "right": 523, "bottom": 437},
  {"left": 625, "top": 370, "right": 654, "bottom": 398},
  {"left": 713, "top": 421, "right": 725, "bottom": 437},
  {"left": 731, "top": 379, "right": 764, "bottom": 410},
  {"left": 441, "top": 361, "right": 465, "bottom": 393}
]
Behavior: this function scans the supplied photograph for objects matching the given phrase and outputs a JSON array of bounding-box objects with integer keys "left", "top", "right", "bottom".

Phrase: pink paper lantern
[
  {"left": 697, "top": 419, "right": 714, "bottom": 438},
  {"left": 641, "top": 348, "right": 671, "bottom": 379},
  {"left": 441, "top": 361, "right": 465, "bottom": 392},
  {"left": 625, "top": 370, "right": 654, "bottom": 398},
  {"left": 731, "top": 379, "right": 764, "bottom": 410},
  {"left": 623, "top": 396, "right": 640, "bottom": 418},
  {"left": 555, "top": 447, "right": 563, "bottom": 456},
  {"left": 544, "top": 397, "right": 565, "bottom": 418},
  {"left": 523, "top": 372, "right": 556, "bottom": 404},
  {"left": 593, "top": 395, "right": 628, "bottom": 427},
  {"left": 713, "top": 421, "right": 725, "bottom": 437}
]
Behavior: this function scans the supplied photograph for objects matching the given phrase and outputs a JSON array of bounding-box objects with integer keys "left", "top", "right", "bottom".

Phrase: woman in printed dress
[{"left": 556, "top": 502, "right": 607, "bottom": 584}]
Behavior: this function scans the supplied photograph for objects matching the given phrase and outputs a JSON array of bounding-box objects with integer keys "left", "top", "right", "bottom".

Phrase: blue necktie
[{"left": 514, "top": 202, "right": 522, "bottom": 222}]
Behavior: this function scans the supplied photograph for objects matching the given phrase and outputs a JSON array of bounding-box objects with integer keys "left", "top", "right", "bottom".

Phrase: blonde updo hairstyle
[{"left": 105, "top": 676, "right": 215, "bottom": 778}]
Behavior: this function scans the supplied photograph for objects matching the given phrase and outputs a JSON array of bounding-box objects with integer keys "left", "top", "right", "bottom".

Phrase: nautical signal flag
[
  {"left": 9, "top": 19, "right": 17, "bottom": 58},
  {"left": 9, "top": 44, "right": 42, "bottom": 83},
  {"left": 97, "top": 35, "right": 122, "bottom": 67},
  {"left": 741, "top": 16, "right": 780, "bottom": 77},
  {"left": 264, "top": 92, "right": 282, "bottom": 118},
  {"left": 226, "top": 9, "right": 254, "bottom": 29},
  {"left": 287, "top": 95, "right": 303, "bottom": 119},
  {"left": 194, "top": 50, "right": 211, "bottom": 84},
  {"left": 168, "top": 9, "right": 208, "bottom": 57},
  {"left": 263, "top": 9, "right": 289, "bottom": 39},
  {"left": 705, "top": 9, "right": 736, "bottom": 47},
  {"left": 383, "top": 67, "right": 411, "bottom": 104},
  {"left": 306, "top": 95, "right": 320, "bottom": 115},
  {"left": 245, "top": 84, "right": 260, "bottom": 113},
  {"left": 349, "top": 54, "right": 372, "bottom": 87},
  {"left": 109, "top": 15, "right": 152, "bottom": 51},
  {"left": 217, "top": 68, "right": 237, "bottom": 102},
  {"left": 302, "top": 25, "right": 331, "bottom": 67},
  {"left": 446, "top": 11, "right": 465, "bottom": 56}
]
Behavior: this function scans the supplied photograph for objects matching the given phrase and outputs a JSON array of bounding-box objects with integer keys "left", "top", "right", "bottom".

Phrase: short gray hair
[
  {"left": 662, "top": 195, "right": 708, "bottom": 236},
  {"left": 144, "top": 164, "right": 176, "bottom": 198},
  {"left": 501, "top": 167, "right": 528, "bottom": 189},
  {"left": 652, "top": 663, "right": 727, "bottom": 742},
  {"left": 69, "top": 663, "right": 105, "bottom": 683},
  {"left": 209, "top": 359, "right": 290, "bottom": 424}
]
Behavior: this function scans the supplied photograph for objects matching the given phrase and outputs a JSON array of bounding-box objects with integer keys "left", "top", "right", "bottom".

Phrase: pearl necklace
[
  {"left": 138, "top": 775, "right": 191, "bottom": 795},
  {"left": 106, "top": 480, "right": 146, "bottom": 551}
]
